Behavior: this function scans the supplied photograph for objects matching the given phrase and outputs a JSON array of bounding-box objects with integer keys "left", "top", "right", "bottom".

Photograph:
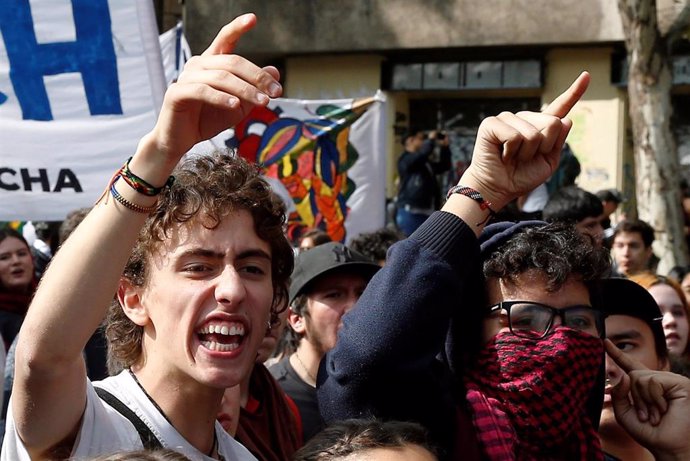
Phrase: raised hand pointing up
[
  {"left": 135, "top": 13, "right": 282, "bottom": 184},
  {"left": 446, "top": 72, "right": 590, "bottom": 233}
]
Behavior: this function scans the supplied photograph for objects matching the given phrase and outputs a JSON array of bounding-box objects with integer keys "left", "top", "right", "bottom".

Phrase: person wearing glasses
[
  {"left": 318, "top": 73, "right": 615, "bottom": 460},
  {"left": 318, "top": 70, "right": 690, "bottom": 460}
]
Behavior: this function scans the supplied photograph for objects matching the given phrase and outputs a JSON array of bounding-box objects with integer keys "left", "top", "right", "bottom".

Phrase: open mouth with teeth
[{"left": 197, "top": 323, "right": 246, "bottom": 352}]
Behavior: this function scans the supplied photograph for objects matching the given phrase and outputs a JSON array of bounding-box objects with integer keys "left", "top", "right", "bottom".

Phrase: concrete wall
[
  {"left": 185, "top": 0, "right": 624, "bottom": 55},
  {"left": 285, "top": 56, "right": 384, "bottom": 99},
  {"left": 543, "top": 48, "right": 626, "bottom": 195}
]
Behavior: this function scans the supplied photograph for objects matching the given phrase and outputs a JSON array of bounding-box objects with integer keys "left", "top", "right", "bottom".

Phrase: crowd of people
[{"left": 3, "top": 12, "right": 690, "bottom": 461}]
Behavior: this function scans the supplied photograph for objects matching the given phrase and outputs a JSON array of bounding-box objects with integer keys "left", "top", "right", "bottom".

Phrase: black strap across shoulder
[{"left": 94, "top": 386, "right": 163, "bottom": 450}]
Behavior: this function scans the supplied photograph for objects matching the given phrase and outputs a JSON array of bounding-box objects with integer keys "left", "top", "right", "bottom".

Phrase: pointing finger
[
  {"left": 177, "top": 55, "right": 282, "bottom": 99},
  {"left": 542, "top": 71, "right": 590, "bottom": 119},
  {"left": 203, "top": 13, "right": 257, "bottom": 57},
  {"left": 605, "top": 339, "right": 651, "bottom": 373},
  {"left": 610, "top": 372, "right": 635, "bottom": 418}
]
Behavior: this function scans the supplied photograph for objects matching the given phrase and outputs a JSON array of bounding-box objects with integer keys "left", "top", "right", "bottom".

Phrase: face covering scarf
[{"left": 463, "top": 327, "right": 604, "bottom": 461}]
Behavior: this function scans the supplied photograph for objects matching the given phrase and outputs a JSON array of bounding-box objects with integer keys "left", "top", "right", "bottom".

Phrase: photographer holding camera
[{"left": 395, "top": 129, "right": 451, "bottom": 236}]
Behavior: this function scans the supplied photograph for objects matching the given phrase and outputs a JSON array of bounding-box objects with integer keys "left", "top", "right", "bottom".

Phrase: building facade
[{"left": 178, "top": 0, "right": 690, "bottom": 207}]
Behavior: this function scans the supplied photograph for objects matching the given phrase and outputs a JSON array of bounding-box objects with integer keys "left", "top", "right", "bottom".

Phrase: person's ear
[
  {"left": 288, "top": 308, "right": 306, "bottom": 335},
  {"left": 117, "top": 279, "right": 150, "bottom": 327}
]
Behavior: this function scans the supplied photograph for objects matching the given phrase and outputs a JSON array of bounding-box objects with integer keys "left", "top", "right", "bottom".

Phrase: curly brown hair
[
  {"left": 105, "top": 152, "right": 294, "bottom": 373},
  {"left": 483, "top": 222, "right": 611, "bottom": 291}
]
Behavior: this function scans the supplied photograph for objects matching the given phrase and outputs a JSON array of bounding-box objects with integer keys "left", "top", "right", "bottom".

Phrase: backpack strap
[{"left": 94, "top": 386, "right": 163, "bottom": 450}]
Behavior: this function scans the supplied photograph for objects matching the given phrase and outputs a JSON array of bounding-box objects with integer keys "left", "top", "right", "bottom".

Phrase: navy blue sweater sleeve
[{"left": 317, "top": 211, "right": 481, "bottom": 450}]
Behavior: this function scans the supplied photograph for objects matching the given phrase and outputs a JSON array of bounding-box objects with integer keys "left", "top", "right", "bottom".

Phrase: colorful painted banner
[
  {"left": 0, "top": 0, "right": 166, "bottom": 220},
  {"left": 193, "top": 92, "right": 388, "bottom": 244}
]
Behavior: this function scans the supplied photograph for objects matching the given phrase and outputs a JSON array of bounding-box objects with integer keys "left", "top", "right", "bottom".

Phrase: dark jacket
[
  {"left": 397, "top": 140, "right": 451, "bottom": 210},
  {"left": 317, "top": 212, "right": 483, "bottom": 460}
]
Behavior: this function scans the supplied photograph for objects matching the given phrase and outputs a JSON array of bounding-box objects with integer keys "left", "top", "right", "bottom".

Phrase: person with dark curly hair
[
  {"left": 318, "top": 74, "right": 690, "bottom": 461},
  {"left": 319, "top": 73, "right": 613, "bottom": 460},
  {"left": 319, "top": 73, "right": 690, "bottom": 460},
  {"left": 348, "top": 228, "right": 403, "bottom": 266},
  {"left": 4, "top": 14, "right": 290, "bottom": 461},
  {"left": 293, "top": 419, "right": 438, "bottom": 461}
]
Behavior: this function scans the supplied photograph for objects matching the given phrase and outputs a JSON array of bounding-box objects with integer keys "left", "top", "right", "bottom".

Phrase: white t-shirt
[
  {"left": 521, "top": 183, "right": 549, "bottom": 213},
  {"left": 2, "top": 370, "right": 256, "bottom": 461}
]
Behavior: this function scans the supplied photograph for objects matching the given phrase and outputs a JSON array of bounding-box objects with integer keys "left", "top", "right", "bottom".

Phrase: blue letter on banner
[{"left": 0, "top": 0, "right": 122, "bottom": 121}]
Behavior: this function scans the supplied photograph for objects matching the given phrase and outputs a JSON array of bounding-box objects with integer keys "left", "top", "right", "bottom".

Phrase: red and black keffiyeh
[{"left": 464, "top": 328, "right": 604, "bottom": 461}]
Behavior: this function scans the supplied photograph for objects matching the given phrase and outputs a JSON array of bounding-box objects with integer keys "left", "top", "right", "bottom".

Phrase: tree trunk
[{"left": 619, "top": 0, "right": 688, "bottom": 273}]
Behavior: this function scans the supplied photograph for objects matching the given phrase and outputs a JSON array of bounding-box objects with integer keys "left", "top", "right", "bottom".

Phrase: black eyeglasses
[{"left": 490, "top": 301, "right": 605, "bottom": 339}]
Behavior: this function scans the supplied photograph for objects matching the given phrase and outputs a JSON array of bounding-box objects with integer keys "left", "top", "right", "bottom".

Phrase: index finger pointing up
[
  {"left": 202, "top": 13, "right": 257, "bottom": 56},
  {"left": 542, "top": 71, "right": 590, "bottom": 119},
  {"left": 605, "top": 338, "right": 650, "bottom": 373}
]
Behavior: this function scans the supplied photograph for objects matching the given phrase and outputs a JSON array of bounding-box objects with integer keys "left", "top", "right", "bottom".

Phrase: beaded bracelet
[
  {"left": 110, "top": 183, "right": 158, "bottom": 214},
  {"left": 446, "top": 185, "right": 496, "bottom": 226},
  {"left": 120, "top": 157, "right": 175, "bottom": 197}
]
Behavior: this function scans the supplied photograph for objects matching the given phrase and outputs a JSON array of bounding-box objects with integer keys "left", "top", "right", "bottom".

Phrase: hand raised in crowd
[
  {"left": 460, "top": 72, "right": 590, "bottom": 211},
  {"left": 142, "top": 13, "right": 281, "bottom": 172},
  {"left": 605, "top": 339, "right": 690, "bottom": 461},
  {"left": 428, "top": 130, "right": 450, "bottom": 147}
]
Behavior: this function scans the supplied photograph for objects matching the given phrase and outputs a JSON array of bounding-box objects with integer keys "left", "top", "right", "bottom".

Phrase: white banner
[
  {"left": 159, "top": 21, "right": 190, "bottom": 87},
  {"left": 194, "top": 92, "right": 388, "bottom": 244},
  {"left": 0, "top": 0, "right": 166, "bottom": 221}
]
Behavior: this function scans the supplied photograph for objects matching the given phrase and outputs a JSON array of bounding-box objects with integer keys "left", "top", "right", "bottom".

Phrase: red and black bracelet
[{"left": 446, "top": 185, "right": 497, "bottom": 225}]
